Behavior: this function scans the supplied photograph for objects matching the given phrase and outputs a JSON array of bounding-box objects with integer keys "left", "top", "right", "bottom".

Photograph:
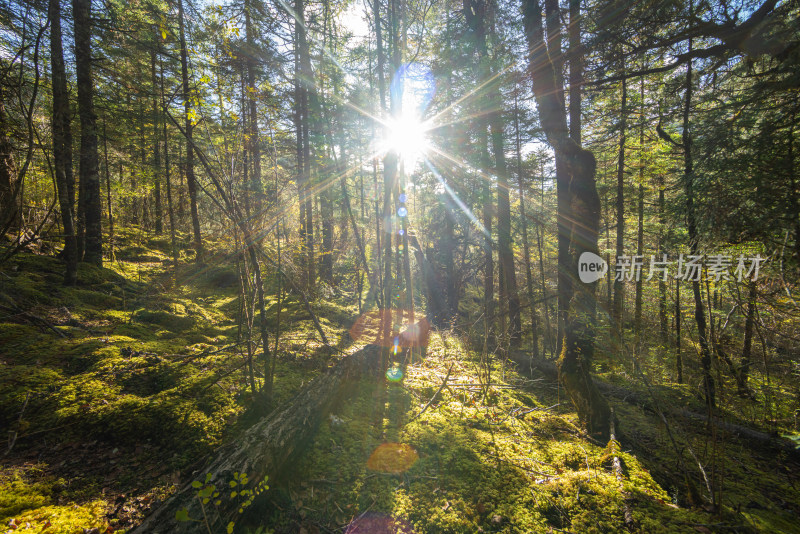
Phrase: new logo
[{"left": 578, "top": 252, "right": 607, "bottom": 283}]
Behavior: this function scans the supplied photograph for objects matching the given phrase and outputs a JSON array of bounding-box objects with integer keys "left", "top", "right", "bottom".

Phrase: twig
[
  {"left": 0, "top": 303, "right": 67, "bottom": 337},
  {"left": 2, "top": 392, "right": 29, "bottom": 459},
  {"left": 410, "top": 363, "right": 454, "bottom": 422}
]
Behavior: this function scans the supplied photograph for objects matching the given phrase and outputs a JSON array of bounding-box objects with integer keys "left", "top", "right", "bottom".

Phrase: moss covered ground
[
  {"left": 1, "top": 236, "right": 799, "bottom": 533},
  {"left": 0, "top": 231, "right": 348, "bottom": 533},
  {"left": 246, "top": 333, "right": 800, "bottom": 533}
]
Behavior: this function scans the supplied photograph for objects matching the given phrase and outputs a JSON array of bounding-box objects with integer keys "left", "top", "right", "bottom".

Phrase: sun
[{"left": 385, "top": 112, "right": 430, "bottom": 169}]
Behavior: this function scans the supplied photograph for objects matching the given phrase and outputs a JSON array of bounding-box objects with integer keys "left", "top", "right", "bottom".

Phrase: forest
[{"left": 1, "top": 0, "right": 800, "bottom": 531}]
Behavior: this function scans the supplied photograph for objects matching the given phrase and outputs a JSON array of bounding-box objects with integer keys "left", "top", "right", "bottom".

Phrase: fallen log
[
  {"left": 507, "top": 351, "right": 800, "bottom": 458},
  {"left": 132, "top": 344, "right": 381, "bottom": 534}
]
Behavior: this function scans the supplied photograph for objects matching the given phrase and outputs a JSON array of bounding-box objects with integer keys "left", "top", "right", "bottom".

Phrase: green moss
[
  {"left": 133, "top": 309, "right": 196, "bottom": 331},
  {"left": 0, "top": 467, "right": 63, "bottom": 521},
  {"left": 7, "top": 250, "right": 798, "bottom": 534},
  {"left": 60, "top": 287, "right": 123, "bottom": 309},
  {"left": 2, "top": 273, "right": 51, "bottom": 302}
]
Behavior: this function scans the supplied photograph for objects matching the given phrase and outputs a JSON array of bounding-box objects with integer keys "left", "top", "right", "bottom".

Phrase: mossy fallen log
[
  {"left": 508, "top": 351, "right": 800, "bottom": 458},
  {"left": 132, "top": 344, "right": 381, "bottom": 534}
]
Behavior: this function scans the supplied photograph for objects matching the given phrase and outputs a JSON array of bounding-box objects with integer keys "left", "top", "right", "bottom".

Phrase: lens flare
[
  {"left": 386, "top": 365, "right": 403, "bottom": 382},
  {"left": 367, "top": 442, "right": 419, "bottom": 473}
]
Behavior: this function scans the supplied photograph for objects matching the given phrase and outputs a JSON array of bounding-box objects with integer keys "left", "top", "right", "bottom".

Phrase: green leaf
[
  {"left": 191, "top": 481, "right": 202, "bottom": 489},
  {"left": 176, "top": 509, "right": 191, "bottom": 522},
  {"left": 227, "top": 521, "right": 235, "bottom": 534}
]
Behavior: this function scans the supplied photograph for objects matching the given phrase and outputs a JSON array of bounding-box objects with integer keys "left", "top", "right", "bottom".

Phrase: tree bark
[
  {"left": 177, "top": 0, "right": 202, "bottom": 261},
  {"left": 244, "top": 0, "right": 263, "bottom": 203},
  {"left": 159, "top": 37, "right": 179, "bottom": 266},
  {"left": 515, "top": 90, "right": 538, "bottom": 358},
  {"left": 73, "top": 0, "right": 103, "bottom": 266},
  {"left": 613, "top": 70, "right": 627, "bottom": 333},
  {"left": 682, "top": 44, "right": 715, "bottom": 408},
  {"left": 150, "top": 41, "right": 162, "bottom": 236},
  {"left": 634, "top": 74, "right": 645, "bottom": 360},
  {"left": 676, "top": 278, "right": 683, "bottom": 383},
  {"left": 738, "top": 280, "right": 757, "bottom": 395},
  {"left": 536, "top": 158, "right": 554, "bottom": 357},
  {"left": 542, "top": 0, "right": 569, "bottom": 354},
  {"left": 568, "top": 0, "right": 581, "bottom": 144},
  {"left": 48, "top": 0, "right": 78, "bottom": 285},
  {"left": 658, "top": 173, "right": 668, "bottom": 348},
  {"left": 382, "top": 0, "right": 400, "bottom": 346},
  {"left": 294, "top": 0, "right": 314, "bottom": 289},
  {"left": 102, "top": 122, "right": 114, "bottom": 261},
  {"left": 0, "top": 97, "right": 18, "bottom": 236},
  {"left": 319, "top": 2, "right": 335, "bottom": 286},
  {"left": 523, "top": 0, "right": 611, "bottom": 439}
]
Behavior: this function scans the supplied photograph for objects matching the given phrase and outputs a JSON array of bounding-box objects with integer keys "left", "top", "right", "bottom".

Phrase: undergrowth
[
  {"left": 2, "top": 233, "right": 799, "bottom": 533},
  {"left": 0, "top": 230, "right": 352, "bottom": 533},
  {"left": 250, "top": 332, "right": 800, "bottom": 534}
]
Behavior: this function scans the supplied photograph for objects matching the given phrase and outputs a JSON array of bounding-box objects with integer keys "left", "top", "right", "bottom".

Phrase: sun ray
[{"left": 423, "top": 158, "right": 489, "bottom": 238}]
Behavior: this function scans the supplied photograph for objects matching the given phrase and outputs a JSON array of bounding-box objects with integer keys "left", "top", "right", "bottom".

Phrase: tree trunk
[
  {"left": 479, "top": 126, "right": 494, "bottom": 343},
  {"left": 319, "top": 2, "right": 335, "bottom": 286},
  {"left": 682, "top": 46, "right": 715, "bottom": 408},
  {"left": 676, "top": 278, "right": 683, "bottom": 383},
  {"left": 492, "top": 112, "right": 521, "bottom": 348},
  {"left": 370, "top": 0, "right": 385, "bottom": 309},
  {"left": 634, "top": 74, "right": 645, "bottom": 360},
  {"left": 523, "top": 0, "right": 611, "bottom": 439},
  {"left": 515, "top": 90, "right": 538, "bottom": 358},
  {"left": 295, "top": 0, "right": 314, "bottom": 289},
  {"left": 536, "top": 159, "right": 554, "bottom": 356},
  {"left": 568, "top": 0, "right": 581, "bottom": 144},
  {"left": 543, "top": 0, "right": 569, "bottom": 355},
  {"left": 738, "top": 280, "right": 757, "bottom": 396},
  {"left": 245, "top": 233, "right": 273, "bottom": 401},
  {"left": 613, "top": 70, "right": 627, "bottom": 333},
  {"left": 658, "top": 173, "right": 668, "bottom": 349},
  {"left": 150, "top": 42, "right": 162, "bottom": 236},
  {"left": 177, "top": 0, "right": 202, "bottom": 261},
  {"left": 382, "top": 0, "right": 400, "bottom": 346},
  {"left": 321, "top": 186, "right": 334, "bottom": 284},
  {"left": 244, "top": 0, "right": 263, "bottom": 203},
  {"left": 507, "top": 349, "right": 800, "bottom": 459},
  {"left": 102, "top": 122, "right": 114, "bottom": 261},
  {"left": 131, "top": 345, "right": 381, "bottom": 534},
  {"left": 159, "top": 38, "right": 179, "bottom": 266},
  {"left": 0, "top": 97, "right": 18, "bottom": 236},
  {"left": 401, "top": 184, "right": 414, "bottom": 327},
  {"left": 48, "top": 0, "right": 78, "bottom": 285},
  {"left": 463, "top": 0, "right": 497, "bottom": 345},
  {"left": 73, "top": 0, "right": 103, "bottom": 266}
]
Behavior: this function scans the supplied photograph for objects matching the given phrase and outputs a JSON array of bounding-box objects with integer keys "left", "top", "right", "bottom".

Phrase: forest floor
[{"left": 1, "top": 233, "right": 799, "bottom": 533}]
